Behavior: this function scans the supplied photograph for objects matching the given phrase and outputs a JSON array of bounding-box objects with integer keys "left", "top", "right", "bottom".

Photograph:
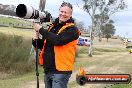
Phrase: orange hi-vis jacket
[{"left": 39, "top": 23, "right": 79, "bottom": 71}]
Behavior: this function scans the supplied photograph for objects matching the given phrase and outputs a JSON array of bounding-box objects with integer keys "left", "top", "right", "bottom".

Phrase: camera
[{"left": 16, "top": 4, "right": 51, "bottom": 22}]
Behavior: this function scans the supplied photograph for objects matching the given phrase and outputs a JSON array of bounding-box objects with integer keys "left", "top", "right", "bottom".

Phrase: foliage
[
  {"left": 0, "top": 33, "right": 34, "bottom": 75},
  {"left": 75, "top": 21, "right": 85, "bottom": 32},
  {"left": 102, "top": 20, "right": 116, "bottom": 41},
  {"left": 98, "top": 0, "right": 127, "bottom": 16},
  {"left": 82, "top": 0, "right": 127, "bottom": 42},
  {"left": 97, "top": 0, "right": 127, "bottom": 38}
]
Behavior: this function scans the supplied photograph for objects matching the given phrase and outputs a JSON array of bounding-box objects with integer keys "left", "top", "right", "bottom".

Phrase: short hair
[{"left": 60, "top": 1, "right": 73, "bottom": 13}]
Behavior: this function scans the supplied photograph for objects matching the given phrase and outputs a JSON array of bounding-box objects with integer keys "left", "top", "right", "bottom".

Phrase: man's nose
[{"left": 61, "top": 12, "right": 65, "bottom": 15}]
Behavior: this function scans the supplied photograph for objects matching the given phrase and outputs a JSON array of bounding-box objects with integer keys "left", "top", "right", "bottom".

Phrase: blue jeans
[{"left": 44, "top": 73, "right": 71, "bottom": 88}]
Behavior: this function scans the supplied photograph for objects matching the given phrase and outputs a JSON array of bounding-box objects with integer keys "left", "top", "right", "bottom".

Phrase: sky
[{"left": 0, "top": 0, "right": 132, "bottom": 38}]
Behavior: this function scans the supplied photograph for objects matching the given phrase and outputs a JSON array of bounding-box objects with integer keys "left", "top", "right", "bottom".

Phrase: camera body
[{"left": 16, "top": 4, "right": 51, "bottom": 23}]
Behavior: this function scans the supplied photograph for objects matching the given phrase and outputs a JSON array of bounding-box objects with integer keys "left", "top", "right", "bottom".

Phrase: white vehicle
[{"left": 77, "top": 36, "right": 90, "bottom": 46}]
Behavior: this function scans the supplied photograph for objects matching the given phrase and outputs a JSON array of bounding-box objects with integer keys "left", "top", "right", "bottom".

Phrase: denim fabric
[{"left": 44, "top": 73, "right": 71, "bottom": 88}]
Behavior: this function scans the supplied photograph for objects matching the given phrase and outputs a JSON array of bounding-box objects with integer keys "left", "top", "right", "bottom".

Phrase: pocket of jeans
[
  {"left": 53, "top": 73, "right": 71, "bottom": 83},
  {"left": 64, "top": 73, "right": 71, "bottom": 81}
]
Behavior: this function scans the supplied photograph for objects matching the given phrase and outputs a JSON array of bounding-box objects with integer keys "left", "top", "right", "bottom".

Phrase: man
[{"left": 32, "top": 2, "right": 80, "bottom": 88}]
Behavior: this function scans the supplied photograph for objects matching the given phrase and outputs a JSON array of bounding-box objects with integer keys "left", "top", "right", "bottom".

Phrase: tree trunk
[
  {"left": 89, "top": 26, "right": 93, "bottom": 57},
  {"left": 95, "top": 18, "right": 102, "bottom": 42},
  {"left": 107, "top": 38, "right": 109, "bottom": 42},
  {"left": 39, "top": 0, "right": 46, "bottom": 11},
  {"left": 98, "top": 29, "right": 102, "bottom": 42},
  {"left": 88, "top": 0, "right": 97, "bottom": 57}
]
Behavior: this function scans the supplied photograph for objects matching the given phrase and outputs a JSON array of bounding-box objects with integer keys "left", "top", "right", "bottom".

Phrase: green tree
[
  {"left": 94, "top": 14, "right": 109, "bottom": 41},
  {"left": 75, "top": 21, "right": 85, "bottom": 32},
  {"left": 82, "top": 0, "right": 126, "bottom": 56},
  {"left": 96, "top": 0, "right": 127, "bottom": 41},
  {"left": 102, "top": 20, "right": 115, "bottom": 42}
]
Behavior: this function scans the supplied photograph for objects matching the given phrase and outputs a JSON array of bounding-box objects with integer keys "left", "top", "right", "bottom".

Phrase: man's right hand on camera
[{"left": 32, "top": 23, "right": 42, "bottom": 32}]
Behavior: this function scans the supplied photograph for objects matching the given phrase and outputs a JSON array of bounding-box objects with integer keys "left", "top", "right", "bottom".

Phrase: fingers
[
  {"left": 32, "top": 22, "right": 36, "bottom": 30},
  {"left": 32, "top": 31, "right": 39, "bottom": 40},
  {"left": 32, "top": 23, "right": 42, "bottom": 32},
  {"left": 32, "top": 32, "right": 37, "bottom": 40}
]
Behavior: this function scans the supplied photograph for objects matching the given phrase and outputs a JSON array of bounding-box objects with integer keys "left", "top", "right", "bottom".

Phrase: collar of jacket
[{"left": 53, "top": 17, "right": 74, "bottom": 26}]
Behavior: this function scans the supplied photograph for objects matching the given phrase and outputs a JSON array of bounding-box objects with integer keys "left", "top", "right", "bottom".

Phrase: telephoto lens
[{"left": 16, "top": 4, "right": 46, "bottom": 19}]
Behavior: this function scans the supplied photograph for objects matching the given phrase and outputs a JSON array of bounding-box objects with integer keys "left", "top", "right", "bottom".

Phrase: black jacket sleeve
[
  {"left": 39, "top": 26, "right": 79, "bottom": 46},
  {"left": 32, "top": 39, "right": 44, "bottom": 49}
]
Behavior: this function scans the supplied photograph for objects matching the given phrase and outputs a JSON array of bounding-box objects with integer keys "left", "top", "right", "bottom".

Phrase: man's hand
[
  {"left": 32, "top": 32, "right": 39, "bottom": 40},
  {"left": 32, "top": 23, "right": 42, "bottom": 32}
]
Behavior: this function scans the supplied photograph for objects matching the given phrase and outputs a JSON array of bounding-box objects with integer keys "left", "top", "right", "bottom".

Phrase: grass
[
  {"left": 110, "top": 84, "right": 132, "bottom": 88},
  {"left": 69, "top": 41, "right": 132, "bottom": 88},
  {"left": 0, "top": 69, "right": 44, "bottom": 88},
  {"left": 0, "top": 16, "right": 24, "bottom": 24},
  {"left": 94, "top": 47, "right": 127, "bottom": 52},
  {"left": 69, "top": 51, "right": 132, "bottom": 88},
  {"left": 0, "top": 27, "right": 132, "bottom": 88},
  {"left": 0, "top": 27, "right": 33, "bottom": 39},
  {"left": 0, "top": 32, "right": 35, "bottom": 76},
  {"left": 0, "top": 16, "right": 32, "bottom": 28},
  {"left": 0, "top": 27, "right": 43, "bottom": 88}
]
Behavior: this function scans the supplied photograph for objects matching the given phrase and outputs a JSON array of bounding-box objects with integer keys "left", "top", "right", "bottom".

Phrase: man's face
[{"left": 59, "top": 6, "right": 72, "bottom": 22}]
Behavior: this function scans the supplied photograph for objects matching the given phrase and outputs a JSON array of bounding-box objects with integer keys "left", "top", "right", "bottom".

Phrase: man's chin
[{"left": 59, "top": 19, "right": 66, "bottom": 23}]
